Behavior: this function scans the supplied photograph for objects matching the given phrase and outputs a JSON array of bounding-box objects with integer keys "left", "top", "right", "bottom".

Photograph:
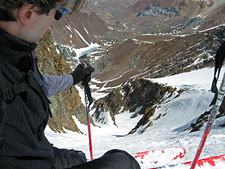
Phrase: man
[{"left": 0, "top": 0, "right": 141, "bottom": 169}]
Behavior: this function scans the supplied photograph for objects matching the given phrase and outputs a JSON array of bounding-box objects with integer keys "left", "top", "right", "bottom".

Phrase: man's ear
[{"left": 16, "top": 4, "right": 37, "bottom": 25}]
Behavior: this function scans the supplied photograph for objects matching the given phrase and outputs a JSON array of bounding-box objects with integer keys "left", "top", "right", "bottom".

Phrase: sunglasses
[{"left": 55, "top": 7, "right": 68, "bottom": 21}]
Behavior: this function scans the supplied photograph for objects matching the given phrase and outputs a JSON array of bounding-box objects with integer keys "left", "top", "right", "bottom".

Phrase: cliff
[
  {"left": 35, "top": 29, "right": 87, "bottom": 133},
  {"left": 92, "top": 78, "right": 178, "bottom": 134}
]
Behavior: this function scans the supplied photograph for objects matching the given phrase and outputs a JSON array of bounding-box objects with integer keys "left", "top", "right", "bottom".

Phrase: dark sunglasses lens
[{"left": 55, "top": 10, "right": 62, "bottom": 20}]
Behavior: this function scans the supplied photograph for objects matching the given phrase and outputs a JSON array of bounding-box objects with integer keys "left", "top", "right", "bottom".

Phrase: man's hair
[{"left": 0, "top": 0, "right": 86, "bottom": 21}]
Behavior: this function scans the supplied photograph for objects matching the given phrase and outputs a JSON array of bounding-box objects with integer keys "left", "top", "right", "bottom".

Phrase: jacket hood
[{"left": 0, "top": 28, "right": 37, "bottom": 66}]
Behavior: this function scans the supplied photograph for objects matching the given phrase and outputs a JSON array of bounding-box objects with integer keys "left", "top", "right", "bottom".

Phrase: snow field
[{"left": 45, "top": 67, "right": 225, "bottom": 168}]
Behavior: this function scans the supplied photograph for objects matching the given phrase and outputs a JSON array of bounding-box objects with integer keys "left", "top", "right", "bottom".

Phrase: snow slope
[{"left": 45, "top": 66, "right": 225, "bottom": 169}]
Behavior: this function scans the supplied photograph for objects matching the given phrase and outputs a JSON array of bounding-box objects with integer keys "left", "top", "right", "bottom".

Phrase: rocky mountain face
[
  {"left": 51, "top": 11, "right": 131, "bottom": 49},
  {"left": 94, "top": 26, "right": 225, "bottom": 88},
  {"left": 35, "top": 29, "right": 87, "bottom": 133},
  {"left": 51, "top": 12, "right": 108, "bottom": 48},
  {"left": 92, "top": 78, "right": 178, "bottom": 134}
]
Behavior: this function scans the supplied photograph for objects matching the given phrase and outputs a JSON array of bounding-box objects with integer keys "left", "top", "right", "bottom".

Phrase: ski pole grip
[{"left": 82, "top": 79, "right": 93, "bottom": 105}]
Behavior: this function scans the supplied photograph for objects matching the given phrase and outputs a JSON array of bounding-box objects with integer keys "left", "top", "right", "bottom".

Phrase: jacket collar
[{"left": 0, "top": 28, "right": 37, "bottom": 66}]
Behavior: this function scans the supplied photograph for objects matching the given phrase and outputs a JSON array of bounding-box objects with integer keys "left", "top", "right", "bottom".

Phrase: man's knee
[
  {"left": 54, "top": 148, "right": 87, "bottom": 169},
  {"left": 102, "top": 149, "right": 141, "bottom": 169},
  {"left": 68, "top": 149, "right": 141, "bottom": 169}
]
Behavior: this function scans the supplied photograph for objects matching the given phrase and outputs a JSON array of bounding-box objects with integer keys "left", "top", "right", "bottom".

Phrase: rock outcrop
[
  {"left": 190, "top": 97, "right": 225, "bottom": 132},
  {"left": 92, "top": 78, "right": 177, "bottom": 134},
  {"left": 35, "top": 29, "right": 87, "bottom": 133}
]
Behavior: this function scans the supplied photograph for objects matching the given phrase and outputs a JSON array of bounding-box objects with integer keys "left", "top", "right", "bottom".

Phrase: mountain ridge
[
  {"left": 93, "top": 25, "right": 225, "bottom": 90},
  {"left": 88, "top": 0, "right": 225, "bottom": 34}
]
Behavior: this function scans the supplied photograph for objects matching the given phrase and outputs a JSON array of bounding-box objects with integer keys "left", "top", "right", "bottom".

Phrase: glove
[{"left": 71, "top": 63, "right": 95, "bottom": 85}]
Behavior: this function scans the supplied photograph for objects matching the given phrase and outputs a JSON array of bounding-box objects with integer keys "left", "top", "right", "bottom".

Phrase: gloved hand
[{"left": 71, "top": 63, "right": 95, "bottom": 85}]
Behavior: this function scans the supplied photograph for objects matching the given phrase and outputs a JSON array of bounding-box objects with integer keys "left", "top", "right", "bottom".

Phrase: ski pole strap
[
  {"left": 82, "top": 79, "right": 93, "bottom": 106},
  {"left": 210, "top": 42, "right": 225, "bottom": 105}
]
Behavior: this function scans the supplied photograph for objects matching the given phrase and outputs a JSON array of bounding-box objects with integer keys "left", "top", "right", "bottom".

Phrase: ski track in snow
[{"left": 45, "top": 67, "right": 225, "bottom": 169}]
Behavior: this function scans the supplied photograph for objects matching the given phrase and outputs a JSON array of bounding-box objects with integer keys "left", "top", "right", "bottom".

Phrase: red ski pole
[
  {"left": 83, "top": 78, "right": 94, "bottom": 160},
  {"left": 190, "top": 73, "right": 225, "bottom": 169},
  {"left": 87, "top": 115, "right": 93, "bottom": 160}
]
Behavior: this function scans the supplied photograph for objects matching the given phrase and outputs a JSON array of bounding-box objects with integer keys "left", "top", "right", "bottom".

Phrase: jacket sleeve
[
  {"left": 40, "top": 74, "right": 73, "bottom": 97},
  {"left": 31, "top": 52, "right": 73, "bottom": 97}
]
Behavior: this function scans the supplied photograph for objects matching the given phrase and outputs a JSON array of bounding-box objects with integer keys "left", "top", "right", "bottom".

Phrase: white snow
[
  {"left": 65, "top": 25, "right": 72, "bottom": 32},
  {"left": 74, "top": 43, "right": 100, "bottom": 58},
  {"left": 45, "top": 66, "right": 225, "bottom": 169},
  {"left": 74, "top": 28, "right": 90, "bottom": 45},
  {"left": 84, "top": 27, "right": 89, "bottom": 35}
]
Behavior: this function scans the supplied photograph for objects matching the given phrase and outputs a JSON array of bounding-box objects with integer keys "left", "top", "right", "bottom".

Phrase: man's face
[
  {"left": 22, "top": 8, "right": 57, "bottom": 43},
  {"left": 0, "top": 4, "right": 66, "bottom": 43}
]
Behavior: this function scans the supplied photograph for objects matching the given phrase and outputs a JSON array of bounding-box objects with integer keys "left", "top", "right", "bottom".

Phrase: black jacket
[
  {"left": 0, "top": 28, "right": 54, "bottom": 169},
  {"left": 0, "top": 29, "right": 86, "bottom": 169}
]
